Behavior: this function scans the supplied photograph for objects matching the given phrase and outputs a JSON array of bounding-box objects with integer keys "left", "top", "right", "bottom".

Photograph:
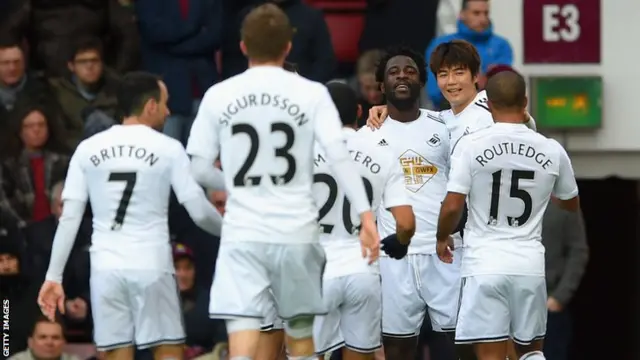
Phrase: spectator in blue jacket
[
  {"left": 135, "top": 0, "right": 223, "bottom": 144},
  {"left": 425, "top": 0, "right": 512, "bottom": 109}
]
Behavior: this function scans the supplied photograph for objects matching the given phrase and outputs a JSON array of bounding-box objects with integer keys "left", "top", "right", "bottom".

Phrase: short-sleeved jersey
[
  {"left": 63, "top": 125, "right": 203, "bottom": 272},
  {"left": 441, "top": 90, "right": 494, "bottom": 155},
  {"left": 186, "top": 66, "right": 346, "bottom": 244},
  {"left": 447, "top": 123, "right": 579, "bottom": 277},
  {"left": 312, "top": 128, "right": 409, "bottom": 278},
  {"left": 359, "top": 109, "right": 450, "bottom": 254}
]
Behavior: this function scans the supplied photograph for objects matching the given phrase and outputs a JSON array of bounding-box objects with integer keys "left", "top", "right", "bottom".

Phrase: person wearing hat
[{"left": 172, "top": 242, "right": 227, "bottom": 359}]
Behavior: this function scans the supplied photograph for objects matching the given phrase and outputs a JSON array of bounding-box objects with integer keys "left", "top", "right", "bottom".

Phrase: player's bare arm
[
  {"left": 388, "top": 205, "right": 415, "bottom": 245},
  {"left": 436, "top": 192, "right": 466, "bottom": 263}
]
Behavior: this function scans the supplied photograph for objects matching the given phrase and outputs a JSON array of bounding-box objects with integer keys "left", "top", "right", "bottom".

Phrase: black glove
[{"left": 381, "top": 234, "right": 409, "bottom": 260}]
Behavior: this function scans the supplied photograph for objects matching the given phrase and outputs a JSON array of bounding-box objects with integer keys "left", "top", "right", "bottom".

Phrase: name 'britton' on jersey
[
  {"left": 217, "top": 93, "right": 310, "bottom": 127},
  {"left": 88, "top": 145, "right": 160, "bottom": 168},
  {"left": 474, "top": 141, "right": 553, "bottom": 170}
]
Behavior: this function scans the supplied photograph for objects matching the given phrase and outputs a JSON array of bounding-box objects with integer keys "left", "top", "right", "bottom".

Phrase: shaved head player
[{"left": 437, "top": 71, "right": 580, "bottom": 360}]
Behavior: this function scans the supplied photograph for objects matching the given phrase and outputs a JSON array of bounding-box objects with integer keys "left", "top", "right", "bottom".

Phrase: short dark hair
[
  {"left": 241, "top": 4, "right": 294, "bottom": 62},
  {"left": 485, "top": 71, "right": 527, "bottom": 110},
  {"left": 30, "top": 315, "right": 65, "bottom": 337},
  {"left": 117, "top": 72, "right": 162, "bottom": 118},
  {"left": 68, "top": 37, "right": 103, "bottom": 62},
  {"left": 375, "top": 45, "right": 427, "bottom": 85},
  {"left": 326, "top": 82, "right": 358, "bottom": 127},
  {"left": 0, "top": 37, "right": 23, "bottom": 52},
  {"left": 462, "top": 0, "right": 488, "bottom": 9},
  {"left": 429, "top": 40, "right": 481, "bottom": 77}
]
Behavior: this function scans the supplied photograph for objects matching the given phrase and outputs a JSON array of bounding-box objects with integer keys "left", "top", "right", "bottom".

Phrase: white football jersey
[
  {"left": 186, "top": 66, "right": 346, "bottom": 244},
  {"left": 312, "top": 128, "right": 409, "bottom": 278},
  {"left": 360, "top": 110, "right": 450, "bottom": 254},
  {"left": 441, "top": 90, "right": 494, "bottom": 155},
  {"left": 448, "top": 123, "right": 579, "bottom": 277},
  {"left": 62, "top": 125, "right": 204, "bottom": 272}
]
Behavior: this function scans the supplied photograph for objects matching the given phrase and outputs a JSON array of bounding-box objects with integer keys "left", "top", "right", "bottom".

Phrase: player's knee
[
  {"left": 284, "top": 315, "right": 314, "bottom": 339},
  {"left": 226, "top": 318, "right": 262, "bottom": 334},
  {"left": 519, "top": 351, "right": 545, "bottom": 360}
]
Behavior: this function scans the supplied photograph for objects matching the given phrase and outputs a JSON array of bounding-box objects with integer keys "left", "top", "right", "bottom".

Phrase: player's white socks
[
  {"left": 230, "top": 357, "right": 253, "bottom": 360},
  {"left": 519, "top": 351, "right": 546, "bottom": 360}
]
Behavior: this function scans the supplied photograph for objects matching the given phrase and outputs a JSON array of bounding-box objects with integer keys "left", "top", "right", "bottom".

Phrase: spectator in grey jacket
[{"left": 542, "top": 198, "right": 589, "bottom": 360}]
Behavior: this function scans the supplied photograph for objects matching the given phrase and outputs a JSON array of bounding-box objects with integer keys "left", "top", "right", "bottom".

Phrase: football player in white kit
[
  {"left": 436, "top": 71, "right": 580, "bottom": 360},
  {"left": 364, "top": 41, "right": 537, "bottom": 359},
  {"left": 356, "top": 46, "right": 456, "bottom": 360},
  {"left": 185, "top": 5, "right": 379, "bottom": 360},
  {"left": 312, "top": 82, "right": 416, "bottom": 360},
  {"left": 37, "top": 72, "right": 223, "bottom": 360}
]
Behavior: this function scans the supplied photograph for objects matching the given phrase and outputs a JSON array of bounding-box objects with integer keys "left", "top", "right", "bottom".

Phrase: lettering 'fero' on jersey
[
  {"left": 359, "top": 109, "right": 451, "bottom": 254},
  {"left": 312, "top": 128, "right": 409, "bottom": 279},
  {"left": 447, "top": 123, "right": 579, "bottom": 277},
  {"left": 62, "top": 125, "right": 203, "bottom": 272},
  {"left": 186, "top": 66, "right": 346, "bottom": 244}
]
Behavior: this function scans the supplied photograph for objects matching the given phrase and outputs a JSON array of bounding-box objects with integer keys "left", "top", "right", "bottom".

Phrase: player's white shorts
[
  {"left": 209, "top": 241, "right": 327, "bottom": 322},
  {"left": 90, "top": 270, "right": 185, "bottom": 351},
  {"left": 313, "top": 273, "right": 382, "bottom": 355},
  {"left": 261, "top": 291, "right": 284, "bottom": 332},
  {"left": 380, "top": 250, "right": 462, "bottom": 337},
  {"left": 455, "top": 275, "right": 547, "bottom": 345}
]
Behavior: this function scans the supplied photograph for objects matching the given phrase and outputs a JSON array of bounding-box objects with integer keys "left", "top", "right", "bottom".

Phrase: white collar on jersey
[
  {"left": 493, "top": 122, "right": 529, "bottom": 128},
  {"left": 342, "top": 127, "right": 357, "bottom": 136}
]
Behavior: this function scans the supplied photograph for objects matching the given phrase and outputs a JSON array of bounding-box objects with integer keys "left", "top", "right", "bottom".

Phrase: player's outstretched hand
[
  {"left": 436, "top": 236, "right": 455, "bottom": 264},
  {"left": 366, "top": 105, "right": 389, "bottom": 130},
  {"left": 381, "top": 234, "right": 409, "bottom": 259},
  {"left": 359, "top": 212, "right": 380, "bottom": 264},
  {"left": 38, "top": 280, "right": 66, "bottom": 321}
]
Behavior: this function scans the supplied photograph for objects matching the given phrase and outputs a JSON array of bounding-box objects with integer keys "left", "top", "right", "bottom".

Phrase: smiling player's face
[
  {"left": 382, "top": 55, "right": 422, "bottom": 110},
  {"left": 437, "top": 65, "right": 477, "bottom": 108}
]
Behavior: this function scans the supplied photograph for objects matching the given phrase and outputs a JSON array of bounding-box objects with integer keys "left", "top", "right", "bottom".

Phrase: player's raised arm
[
  {"left": 313, "top": 85, "right": 380, "bottom": 257},
  {"left": 186, "top": 89, "right": 225, "bottom": 191},
  {"left": 314, "top": 86, "right": 372, "bottom": 219},
  {"left": 172, "top": 143, "right": 223, "bottom": 236},
  {"left": 552, "top": 140, "right": 580, "bottom": 212}
]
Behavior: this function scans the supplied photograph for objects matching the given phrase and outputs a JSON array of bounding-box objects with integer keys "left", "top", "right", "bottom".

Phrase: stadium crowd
[{"left": 0, "top": 0, "right": 588, "bottom": 360}]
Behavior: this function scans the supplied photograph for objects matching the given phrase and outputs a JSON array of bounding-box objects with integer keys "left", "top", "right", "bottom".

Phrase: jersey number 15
[{"left": 488, "top": 169, "right": 535, "bottom": 227}]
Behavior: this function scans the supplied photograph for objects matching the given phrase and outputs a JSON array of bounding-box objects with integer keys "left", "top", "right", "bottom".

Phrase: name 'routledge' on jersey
[
  {"left": 312, "top": 128, "right": 408, "bottom": 279},
  {"left": 187, "top": 67, "right": 350, "bottom": 244},
  {"left": 447, "top": 123, "right": 579, "bottom": 277}
]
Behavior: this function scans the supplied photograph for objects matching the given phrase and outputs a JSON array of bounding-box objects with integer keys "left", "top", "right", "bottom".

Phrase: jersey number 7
[
  {"left": 109, "top": 171, "right": 137, "bottom": 230},
  {"left": 488, "top": 170, "right": 534, "bottom": 227},
  {"left": 314, "top": 174, "right": 374, "bottom": 234}
]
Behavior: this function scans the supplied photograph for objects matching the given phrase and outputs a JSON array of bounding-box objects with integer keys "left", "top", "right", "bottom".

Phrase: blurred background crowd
[{"left": 0, "top": 0, "right": 634, "bottom": 359}]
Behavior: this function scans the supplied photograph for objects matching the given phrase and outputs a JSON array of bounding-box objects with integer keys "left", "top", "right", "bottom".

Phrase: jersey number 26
[{"left": 314, "top": 174, "right": 374, "bottom": 234}]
